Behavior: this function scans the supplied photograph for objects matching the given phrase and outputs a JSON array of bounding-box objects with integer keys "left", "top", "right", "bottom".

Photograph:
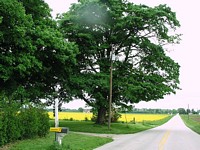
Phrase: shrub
[
  {"left": 37, "top": 108, "right": 50, "bottom": 137},
  {"left": 0, "top": 98, "right": 50, "bottom": 147},
  {"left": 19, "top": 107, "right": 40, "bottom": 139},
  {"left": 19, "top": 106, "right": 50, "bottom": 139},
  {"left": 0, "top": 100, "right": 21, "bottom": 146},
  {"left": 84, "top": 117, "right": 89, "bottom": 121},
  {"left": 111, "top": 110, "right": 122, "bottom": 123}
]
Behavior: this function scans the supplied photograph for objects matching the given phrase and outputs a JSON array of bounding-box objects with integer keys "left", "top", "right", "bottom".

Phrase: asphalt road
[{"left": 94, "top": 114, "right": 200, "bottom": 150}]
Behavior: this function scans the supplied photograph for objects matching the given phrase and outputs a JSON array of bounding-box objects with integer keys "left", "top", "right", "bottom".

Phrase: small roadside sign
[{"left": 50, "top": 127, "right": 62, "bottom": 132}]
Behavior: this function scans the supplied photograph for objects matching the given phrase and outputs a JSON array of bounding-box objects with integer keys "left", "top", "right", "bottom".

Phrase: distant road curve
[{"left": 95, "top": 114, "right": 200, "bottom": 150}]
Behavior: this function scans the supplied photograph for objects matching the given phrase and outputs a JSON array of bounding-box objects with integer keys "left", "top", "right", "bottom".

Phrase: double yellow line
[{"left": 158, "top": 130, "right": 171, "bottom": 150}]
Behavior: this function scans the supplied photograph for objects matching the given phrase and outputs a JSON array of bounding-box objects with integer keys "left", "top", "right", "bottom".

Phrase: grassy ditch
[{"left": 181, "top": 115, "right": 200, "bottom": 134}]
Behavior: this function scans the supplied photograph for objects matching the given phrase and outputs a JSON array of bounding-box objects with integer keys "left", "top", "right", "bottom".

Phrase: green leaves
[
  {"left": 59, "top": 0, "right": 181, "bottom": 112},
  {"left": 0, "top": 0, "right": 78, "bottom": 102}
]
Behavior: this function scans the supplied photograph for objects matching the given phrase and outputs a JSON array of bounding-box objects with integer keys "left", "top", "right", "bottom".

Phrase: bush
[
  {"left": 19, "top": 107, "right": 40, "bottom": 139},
  {"left": 37, "top": 108, "right": 50, "bottom": 137},
  {"left": 0, "top": 100, "right": 21, "bottom": 146},
  {"left": 111, "top": 110, "right": 122, "bottom": 123},
  {"left": 84, "top": 117, "right": 89, "bottom": 121},
  {"left": 19, "top": 106, "right": 50, "bottom": 139},
  {"left": 69, "top": 117, "right": 74, "bottom": 121},
  {"left": 0, "top": 99, "right": 50, "bottom": 147}
]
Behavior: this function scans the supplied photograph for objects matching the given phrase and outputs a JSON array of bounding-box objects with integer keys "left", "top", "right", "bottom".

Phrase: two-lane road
[{"left": 95, "top": 115, "right": 200, "bottom": 150}]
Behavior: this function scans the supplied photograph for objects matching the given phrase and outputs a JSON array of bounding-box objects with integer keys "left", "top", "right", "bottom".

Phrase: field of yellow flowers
[{"left": 48, "top": 112, "right": 169, "bottom": 123}]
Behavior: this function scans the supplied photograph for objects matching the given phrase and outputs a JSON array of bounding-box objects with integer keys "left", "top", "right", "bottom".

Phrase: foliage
[
  {"left": 178, "top": 108, "right": 187, "bottom": 114},
  {"left": 0, "top": 0, "right": 35, "bottom": 97},
  {"left": 123, "top": 108, "right": 177, "bottom": 114},
  {"left": 0, "top": 99, "right": 21, "bottom": 146},
  {"left": 0, "top": 0, "right": 78, "bottom": 103},
  {"left": 58, "top": 0, "right": 181, "bottom": 124},
  {"left": 18, "top": 106, "right": 50, "bottom": 139},
  {"left": 0, "top": 96, "right": 50, "bottom": 147},
  {"left": 78, "top": 107, "right": 84, "bottom": 112}
]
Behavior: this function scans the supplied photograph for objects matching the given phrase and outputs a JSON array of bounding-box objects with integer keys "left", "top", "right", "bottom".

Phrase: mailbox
[
  {"left": 60, "top": 127, "right": 68, "bottom": 133},
  {"left": 50, "top": 127, "right": 69, "bottom": 133}
]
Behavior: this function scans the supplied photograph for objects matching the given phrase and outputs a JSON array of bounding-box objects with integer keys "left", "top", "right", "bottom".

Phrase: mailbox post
[
  {"left": 55, "top": 98, "right": 59, "bottom": 127},
  {"left": 53, "top": 85, "right": 68, "bottom": 145},
  {"left": 54, "top": 85, "right": 59, "bottom": 142}
]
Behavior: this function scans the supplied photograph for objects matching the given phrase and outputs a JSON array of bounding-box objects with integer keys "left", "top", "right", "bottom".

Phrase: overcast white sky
[{"left": 44, "top": 0, "right": 200, "bottom": 110}]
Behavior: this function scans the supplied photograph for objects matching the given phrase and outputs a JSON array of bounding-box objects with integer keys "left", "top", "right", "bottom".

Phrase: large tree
[
  {"left": 0, "top": 0, "right": 78, "bottom": 103},
  {"left": 59, "top": 0, "right": 181, "bottom": 124}
]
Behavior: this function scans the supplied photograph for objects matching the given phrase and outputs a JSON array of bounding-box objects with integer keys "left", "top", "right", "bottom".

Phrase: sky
[{"left": 44, "top": 0, "right": 200, "bottom": 110}]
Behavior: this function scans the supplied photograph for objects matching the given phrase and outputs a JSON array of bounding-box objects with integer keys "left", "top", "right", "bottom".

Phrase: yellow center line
[{"left": 158, "top": 130, "right": 171, "bottom": 150}]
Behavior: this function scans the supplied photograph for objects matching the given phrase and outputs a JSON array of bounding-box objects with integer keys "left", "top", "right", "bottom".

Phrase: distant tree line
[
  {"left": 46, "top": 107, "right": 84, "bottom": 113},
  {"left": 52, "top": 107, "right": 200, "bottom": 115},
  {"left": 46, "top": 107, "right": 189, "bottom": 115},
  {"left": 124, "top": 108, "right": 177, "bottom": 114},
  {"left": 177, "top": 108, "right": 200, "bottom": 114}
]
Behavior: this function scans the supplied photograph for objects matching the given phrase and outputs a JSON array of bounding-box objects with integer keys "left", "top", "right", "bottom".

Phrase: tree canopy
[
  {"left": 59, "top": 0, "right": 181, "bottom": 124},
  {"left": 0, "top": 0, "right": 78, "bottom": 103}
]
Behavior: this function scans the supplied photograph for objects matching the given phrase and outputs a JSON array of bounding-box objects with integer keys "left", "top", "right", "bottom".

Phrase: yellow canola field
[
  {"left": 48, "top": 112, "right": 169, "bottom": 122},
  {"left": 48, "top": 112, "right": 93, "bottom": 120},
  {"left": 118, "top": 114, "right": 169, "bottom": 122}
]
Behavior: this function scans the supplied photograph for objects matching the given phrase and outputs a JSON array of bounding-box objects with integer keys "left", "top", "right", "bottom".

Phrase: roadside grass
[
  {"left": 3, "top": 115, "right": 173, "bottom": 150},
  {"left": 181, "top": 115, "right": 200, "bottom": 134},
  {"left": 7, "top": 132, "right": 112, "bottom": 150},
  {"left": 142, "top": 115, "right": 174, "bottom": 127}
]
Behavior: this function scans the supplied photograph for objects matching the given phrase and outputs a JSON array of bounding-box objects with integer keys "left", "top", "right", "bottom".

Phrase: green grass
[
  {"left": 181, "top": 115, "right": 200, "bottom": 134},
  {"left": 143, "top": 115, "right": 174, "bottom": 126},
  {"left": 50, "top": 115, "right": 173, "bottom": 134},
  {"left": 7, "top": 132, "right": 112, "bottom": 150},
  {"left": 3, "top": 115, "right": 173, "bottom": 150}
]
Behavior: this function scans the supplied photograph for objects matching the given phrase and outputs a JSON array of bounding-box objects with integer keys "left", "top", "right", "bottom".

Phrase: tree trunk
[{"left": 96, "top": 106, "right": 107, "bottom": 124}]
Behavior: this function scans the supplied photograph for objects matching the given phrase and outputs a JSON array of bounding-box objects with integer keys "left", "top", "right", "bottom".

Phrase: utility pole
[
  {"left": 188, "top": 104, "right": 189, "bottom": 120},
  {"left": 108, "top": 46, "right": 115, "bottom": 130}
]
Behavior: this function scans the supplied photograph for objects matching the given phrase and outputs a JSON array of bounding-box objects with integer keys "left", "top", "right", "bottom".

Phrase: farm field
[
  {"left": 48, "top": 112, "right": 169, "bottom": 122},
  {"left": 118, "top": 113, "right": 169, "bottom": 122}
]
